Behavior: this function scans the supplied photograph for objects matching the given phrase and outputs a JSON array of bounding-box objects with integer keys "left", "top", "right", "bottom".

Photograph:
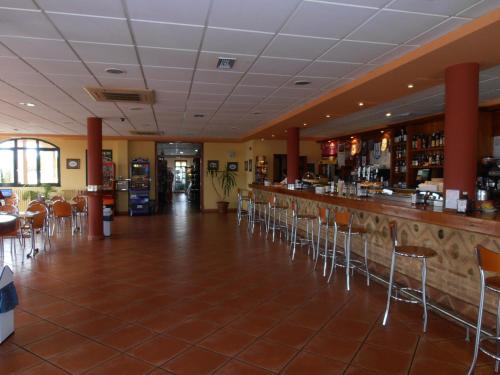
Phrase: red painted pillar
[
  {"left": 444, "top": 63, "right": 479, "bottom": 196},
  {"left": 87, "top": 117, "right": 103, "bottom": 240},
  {"left": 287, "top": 127, "right": 300, "bottom": 183}
]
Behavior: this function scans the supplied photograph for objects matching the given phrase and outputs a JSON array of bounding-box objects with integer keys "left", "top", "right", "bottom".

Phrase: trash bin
[
  {"left": 103, "top": 207, "right": 113, "bottom": 237},
  {"left": 0, "top": 266, "right": 17, "bottom": 343}
]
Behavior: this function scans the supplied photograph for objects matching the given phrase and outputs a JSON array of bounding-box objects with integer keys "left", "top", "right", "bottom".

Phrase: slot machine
[{"left": 129, "top": 158, "right": 150, "bottom": 216}]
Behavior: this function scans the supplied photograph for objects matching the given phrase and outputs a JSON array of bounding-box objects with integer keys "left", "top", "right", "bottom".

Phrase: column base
[{"left": 87, "top": 234, "right": 104, "bottom": 241}]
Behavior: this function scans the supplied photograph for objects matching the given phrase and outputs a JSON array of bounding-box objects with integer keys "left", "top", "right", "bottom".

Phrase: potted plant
[{"left": 207, "top": 167, "right": 237, "bottom": 213}]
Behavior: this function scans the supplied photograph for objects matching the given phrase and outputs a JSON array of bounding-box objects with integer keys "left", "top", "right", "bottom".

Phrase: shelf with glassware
[
  {"left": 390, "top": 127, "right": 408, "bottom": 188},
  {"left": 255, "top": 156, "right": 268, "bottom": 184}
]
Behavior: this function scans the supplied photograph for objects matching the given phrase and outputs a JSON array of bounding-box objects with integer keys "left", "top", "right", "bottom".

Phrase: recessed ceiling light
[
  {"left": 284, "top": 130, "right": 288, "bottom": 133},
  {"left": 325, "top": 114, "right": 331, "bottom": 118},
  {"left": 303, "top": 123, "right": 307, "bottom": 126},
  {"left": 252, "top": 111, "right": 262, "bottom": 115},
  {"left": 105, "top": 67, "right": 125, "bottom": 74},
  {"left": 19, "top": 102, "right": 36, "bottom": 107},
  {"left": 407, "top": 83, "right": 414, "bottom": 89},
  {"left": 129, "top": 107, "right": 143, "bottom": 111},
  {"left": 260, "top": 138, "right": 264, "bottom": 141},
  {"left": 294, "top": 80, "right": 311, "bottom": 86},
  {"left": 358, "top": 102, "right": 364, "bottom": 107},
  {"left": 169, "top": 142, "right": 174, "bottom": 145},
  {"left": 350, "top": 136, "right": 354, "bottom": 139},
  {"left": 385, "top": 112, "right": 392, "bottom": 117},
  {"left": 380, "top": 130, "right": 384, "bottom": 134},
  {"left": 271, "top": 134, "right": 275, "bottom": 137},
  {"left": 194, "top": 114, "right": 205, "bottom": 118},
  {"left": 180, "top": 151, "right": 184, "bottom": 154},
  {"left": 194, "top": 149, "right": 198, "bottom": 152},
  {"left": 217, "top": 57, "right": 236, "bottom": 70}
]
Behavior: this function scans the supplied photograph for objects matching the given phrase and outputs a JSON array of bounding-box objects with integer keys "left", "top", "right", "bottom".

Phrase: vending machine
[
  {"left": 102, "top": 161, "right": 115, "bottom": 208},
  {"left": 129, "top": 158, "right": 150, "bottom": 216}
]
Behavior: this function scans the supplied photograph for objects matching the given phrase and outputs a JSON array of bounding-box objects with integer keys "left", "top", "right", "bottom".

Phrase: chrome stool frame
[
  {"left": 382, "top": 221, "right": 437, "bottom": 332},
  {"left": 290, "top": 200, "right": 316, "bottom": 261},
  {"left": 248, "top": 191, "right": 267, "bottom": 233},
  {"left": 266, "top": 195, "right": 289, "bottom": 242},
  {"left": 314, "top": 207, "right": 335, "bottom": 277},
  {"left": 237, "top": 189, "right": 250, "bottom": 226},
  {"left": 468, "top": 245, "right": 500, "bottom": 375},
  {"left": 327, "top": 210, "right": 370, "bottom": 291}
]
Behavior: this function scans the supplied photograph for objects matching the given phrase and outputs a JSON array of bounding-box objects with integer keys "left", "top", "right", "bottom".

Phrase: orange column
[
  {"left": 444, "top": 63, "right": 479, "bottom": 196},
  {"left": 287, "top": 127, "right": 300, "bottom": 183},
  {"left": 87, "top": 117, "right": 103, "bottom": 240}
]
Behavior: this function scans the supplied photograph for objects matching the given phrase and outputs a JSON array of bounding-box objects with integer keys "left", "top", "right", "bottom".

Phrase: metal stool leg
[
  {"left": 322, "top": 226, "right": 329, "bottom": 277},
  {"left": 364, "top": 235, "right": 370, "bottom": 286},
  {"left": 327, "top": 226, "right": 338, "bottom": 283},
  {"left": 382, "top": 252, "right": 397, "bottom": 326},
  {"left": 422, "top": 258, "right": 429, "bottom": 332},
  {"left": 496, "top": 298, "right": 500, "bottom": 372},
  {"left": 468, "top": 270, "right": 485, "bottom": 375},
  {"left": 346, "top": 232, "right": 351, "bottom": 291},
  {"left": 291, "top": 216, "right": 297, "bottom": 260}
]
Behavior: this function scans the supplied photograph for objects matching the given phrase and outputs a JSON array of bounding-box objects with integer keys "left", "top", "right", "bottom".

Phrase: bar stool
[
  {"left": 382, "top": 221, "right": 437, "bottom": 332},
  {"left": 327, "top": 210, "right": 370, "bottom": 291},
  {"left": 248, "top": 191, "right": 267, "bottom": 233},
  {"left": 237, "top": 189, "right": 250, "bottom": 226},
  {"left": 289, "top": 200, "right": 316, "bottom": 261},
  {"left": 468, "top": 245, "right": 500, "bottom": 375},
  {"left": 266, "top": 195, "right": 289, "bottom": 242},
  {"left": 314, "top": 207, "right": 335, "bottom": 277}
]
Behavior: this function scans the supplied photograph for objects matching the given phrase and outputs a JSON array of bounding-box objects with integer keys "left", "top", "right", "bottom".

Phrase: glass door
[{"left": 174, "top": 160, "right": 187, "bottom": 192}]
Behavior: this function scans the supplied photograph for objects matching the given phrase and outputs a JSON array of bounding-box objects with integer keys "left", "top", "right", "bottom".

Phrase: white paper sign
[{"left": 445, "top": 189, "right": 460, "bottom": 210}]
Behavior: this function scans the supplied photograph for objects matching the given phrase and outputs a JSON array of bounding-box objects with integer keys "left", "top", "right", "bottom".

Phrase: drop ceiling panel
[
  {"left": 0, "top": 0, "right": 38, "bottom": 9},
  {"left": 250, "top": 56, "right": 311, "bottom": 75},
  {"left": 86, "top": 62, "right": 142, "bottom": 78},
  {"left": 349, "top": 10, "right": 446, "bottom": 44},
  {"left": 202, "top": 28, "right": 273, "bottom": 55},
  {"left": 369, "top": 45, "right": 418, "bottom": 64},
  {"left": 197, "top": 51, "right": 257, "bottom": 72},
  {"left": 0, "top": 8, "right": 59, "bottom": 39},
  {"left": 143, "top": 66, "right": 193, "bottom": 81},
  {"left": 273, "top": 87, "right": 318, "bottom": 98},
  {"left": 407, "top": 17, "right": 471, "bottom": 45},
  {"left": 155, "top": 91, "right": 188, "bottom": 102},
  {"left": 300, "top": 61, "right": 361, "bottom": 78},
  {"left": 0, "top": 37, "right": 78, "bottom": 61},
  {"left": 282, "top": 2, "right": 377, "bottom": 39},
  {"left": 283, "top": 76, "right": 335, "bottom": 89},
  {"left": 232, "top": 85, "right": 276, "bottom": 96},
  {"left": 387, "top": 0, "right": 481, "bottom": 16},
  {"left": 97, "top": 77, "right": 146, "bottom": 89},
  {"left": 226, "top": 95, "right": 265, "bottom": 104},
  {"left": 191, "top": 82, "right": 233, "bottom": 95},
  {"left": 209, "top": 0, "right": 301, "bottom": 32},
  {"left": 189, "top": 93, "right": 227, "bottom": 102},
  {"left": 240, "top": 73, "right": 291, "bottom": 87},
  {"left": 138, "top": 47, "right": 197, "bottom": 69},
  {"left": 0, "top": 56, "right": 37, "bottom": 73},
  {"left": 1, "top": 72, "right": 52, "bottom": 86},
  {"left": 131, "top": 21, "right": 203, "bottom": 50},
  {"left": 148, "top": 80, "right": 190, "bottom": 92},
  {"left": 39, "top": 0, "right": 125, "bottom": 18},
  {"left": 71, "top": 42, "right": 138, "bottom": 65},
  {"left": 193, "top": 69, "right": 243, "bottom": 85},
  {"left": 26, "top": 59, "right": 89, "bottom": 75},
  {"left": 321, "top": 40, "right": 396, "bottom": 63},
  {"left": 263, "top": 34, "right": 336, "bottom": 60},
  {"left": 47, "top": 13, "right": 132, "bottom": 45},
  {"left": 458, "top": 0, "right": 500, "bottom": 18},
  {"left": 125, "top": 0, "right": 211, "bottom": 25},
  {"left": 46, "top": 73, "right": 99, "bottom": 88}
]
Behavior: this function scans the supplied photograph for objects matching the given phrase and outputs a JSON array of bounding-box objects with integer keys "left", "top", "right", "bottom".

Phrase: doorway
[{"left": 156, "top": 142, "right": 202, "bottom": 213}]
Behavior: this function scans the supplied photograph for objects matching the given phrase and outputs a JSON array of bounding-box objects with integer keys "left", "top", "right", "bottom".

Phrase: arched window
[{"left": 0, "top": 138, "right": 60, "bottom": 186}]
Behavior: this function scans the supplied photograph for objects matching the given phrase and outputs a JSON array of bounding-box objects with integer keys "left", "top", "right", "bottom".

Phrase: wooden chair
[
  {"left": 24, "top": 204, "right": 51, "bottom": 254},
  {"left": 52, "top": 200, "right": 73, "bottom": 234},
  {"left": 0, "top": 205, "right": 18, "bottom": 214}
]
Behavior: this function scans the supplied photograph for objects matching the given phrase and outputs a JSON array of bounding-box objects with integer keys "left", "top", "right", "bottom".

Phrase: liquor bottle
[{"left": 403, "top": 129, "right": 407, "bottom": 142}]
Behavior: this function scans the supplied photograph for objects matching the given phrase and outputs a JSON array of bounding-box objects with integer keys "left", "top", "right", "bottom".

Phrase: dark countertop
[{"left": 251, "top": 184, "right": 500, "bottom": 237}]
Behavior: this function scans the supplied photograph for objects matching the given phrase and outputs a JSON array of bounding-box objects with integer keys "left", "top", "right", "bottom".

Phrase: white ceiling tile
[
  {"left": 71, "top": 42, "right": 138, "bottom": 64},
  {"left": 250, "top": 56, "right": 311, "bottom": 75},
  {"left": 193, "top": 69, "right": 243, "bottom": 85},
  {"left": 143, "top": 66, "right": 193, "bottom": 81},
  {"left": 0, "top": 0, "right": 38, "bottom": 9},
  {"left": 282, "top": 2, "right": 377, "bottom": 39},
  {"left": 318, "top": 0, "right": 391, "bottom": 6},
  {"left": 0, "top": 56, "right": 36, "bottom": 73},
  {"left": 458, "top": 0, "right": 500, "bottom": 17},
  {"left": 197, "top": 51, "right": 257, "bottom": 72},
  {"left": 24, "top": 59, "right": 86, "bottom": 75},
  {"left": 0, "top": 9, "right": 59, "bottom": 39},
  {"left": 189, "top": 93, "right": 226, "bottom": 102},
  {"left": 131, "top": 20, "right": 203, "bottom": 50},
  {"left": 263, "top": 34, "right": 335, "bottom": 59},
  {"left": 191, "top": 82, "right": 233, "bottom": 95},
  {"left": 368, "top": 44, "right": 418, "bottom": 64},
  {"left": 406, "top": 17, "right": 471, "bottom": 45},
  {"left": 138, "top": 47, "right": 197, "bottom": 69},
  {"left": 321, "top": 40, "right": 396, "bottom": 63},
  {"left": 388, "top": 0, "right": 481, "bottom": 16},
  {"left": 240, "top": 73, "right": 290, "bottom": 87},
  {"left": 225, "top": 95, "right": 264, "bottom": 104},
  {"left": 46, "top": 73, "right": 99, "bottom": 88},
  {"left": 39, "top": 0, "right": 125, "bottom": 17},
  {"left": 349, "top": 9, "right": 446, "bottom": 44},
  {"left": 209, "top": 0, "right": 301, "bottom": 32},
  {"left": 283, "top": 76, "right": 335, "bottom": 89},
  {"left": 98, "top": 77, "right": 146, "bottom": 89},
  {"left": 232, "top": 85, "right": 276, "bottom": 96},
  {"left": 155, "top": 91, "right": 189, "bottom": 102},
  {"left": 273, "top": 87, "right": 317, "bottom": 98},
  {"left": 147, "top": 80, "right": 190, "bottom": 92},
  {"left": 202, "top": 28, "right": 273, "bottom": 55},
  {"left": 186, "top": 101, "right": 221, "bottom": 109},
  {"left": 125, "top": 0, "right": 211, "bottom": 25},
  {"left": 300, "top": 61, "right": 361, "bottom": 78},
  {"left": 47, "top": 13, "right": 132, "bottom": 44},
  {"left": 0, "top": 36, "right": 78, "bottom": 61},
  {"left": 343, "top": 64, "right": 378, "bottom": 79}
]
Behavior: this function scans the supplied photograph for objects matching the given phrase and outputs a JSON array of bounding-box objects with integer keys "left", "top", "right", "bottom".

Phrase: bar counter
[{"left": 251, "top": 183, "right": 500, "bottom": 321}]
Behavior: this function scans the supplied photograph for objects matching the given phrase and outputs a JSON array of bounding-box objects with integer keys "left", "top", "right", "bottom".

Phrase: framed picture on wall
[
  {"left": 248, "top": 159, "right": 252, "bottom": 172},
  {"left": 66, "top": 159, "right": 80, "bottom": 169},
  {"left": 208, "top": 160, "right": 219, "bottom": 171},
  {"left": 244, "top": 160, "right": 248, "bottom": 171},
  {"left": 102, "top": 149, "right": 113, "bottom": 162},
  {"left": 227, "top": 162, "right": 238, "bottom": 172}
]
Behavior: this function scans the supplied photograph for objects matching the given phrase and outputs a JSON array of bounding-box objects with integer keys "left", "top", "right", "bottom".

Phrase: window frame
[{"left": 0, "top": 138, "right": 61, "bottom": 187}]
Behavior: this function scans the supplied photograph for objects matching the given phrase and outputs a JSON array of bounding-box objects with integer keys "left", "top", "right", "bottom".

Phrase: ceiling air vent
[
  {"left": 130, "top": 130, "right": 164, "bottom": 136},
  {"left": 84, "top": 87, "right": 155, "bottom": 104},
  {"left": 217, "top": 57, "right": 236, "bottom": 70}
]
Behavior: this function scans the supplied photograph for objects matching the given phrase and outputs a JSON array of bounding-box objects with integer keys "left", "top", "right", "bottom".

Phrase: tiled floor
[{"left": 0, "top": 211, "right": 497, "bottom": 374}]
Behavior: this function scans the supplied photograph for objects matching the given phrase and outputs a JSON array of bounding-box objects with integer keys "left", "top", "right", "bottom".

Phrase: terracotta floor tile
[
  {"left": 215, "top": 359, "right": 274, "bottom": 374},
  {"left": 48, "top": 341, "right": 119, "bottom": 374},
  {"left": 10, "top": 320, "right": 62, "bottom": 346},
  {"left": 237, "top": 340, "right": 297, "bottom": 372},
  {"left": 366, "top": 326, "right": 420, "bottom": 353},
  {"left": 137, "top": 309, "right": 186, "bottom": 332},
  {"left": 165, "top": 318, "right": 220, "bottom": 343},
  {"left": 84, "top": 354, "right": 153, "bottom": 375},
  {"left": 195, "top": 306, "right": 244, "bottom": 325},
  {"left": 344, "top": 365, "right": 382, "bottom": 374},
  {"left": 25, "top": 330, "right": 88, "bottom": 358},
  {"left": 263, "top": 322, "right": 315, "bottom": 349},
  {"left": 322, "top": 318, "right": 373, "bottom": 342},
  {"left": 409, "top": 357, "right": 468, "bottom": 375},
  {"left": 0, "top": 348, "right": 42, "bottom": 374},
  {"left": 169, "top": 299, "right": 213, "bottom": 316},
  {"left": 47, "top": 307, "right": 104, "bottom": 327},
  {"left": 229, "top": 315, "right": 277, "bottom": 337},
  {"left": 0, "top": 341, "right": 18, "bottom": 355},
  {"left": 353, "top": 343, "right": 413, "bottom": 375},
  {"left": 14, "top": 310, "right": 43, "bottom": 328},
  {"left": 17, "top": 362, "right": 68, "bottom": 374},
  {"left": 163, "top": 347, "right": 228, "bottom": 375},
  {"left": 250, "top": 301, "right": 294, "bottom": 320},
  {"left": 68, "top": 316, "right": 125, "bottom": 338},
  {"left": 25, "top": 300, "right": 81, "bottom": 319},
  {"left": 97, "top": 324, "right": 154, "bottom": 351},
  {"left": 128, "top": 335, "right": 189, "bottom": 366},
  {"left": 304, "top": 334, "right": 362, "bottom": 362},
  {"left": 198, "top": 328, "right": 256, "bottom": 356},
  {"left": 282, "top": 351, "right": 346, "bottom": 374}
]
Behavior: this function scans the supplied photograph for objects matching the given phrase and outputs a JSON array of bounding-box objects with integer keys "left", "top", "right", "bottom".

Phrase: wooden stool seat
[
  {"left": 336, "top": 224, "right": 367, "bottom": 235},
  {"left": 486, "top": 276, "right": 500, "bottom": 292},
  {"left": 296, "top": 213, "right": 316, "bottom": 220},
  {"left": 395, "top": 246, "right": 437, "bottom": 258}
]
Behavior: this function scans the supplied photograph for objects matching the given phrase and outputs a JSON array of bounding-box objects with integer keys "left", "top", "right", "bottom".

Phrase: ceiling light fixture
[
  {"left": 271, "top": 134, "right": 275, "bottom": 137},
  {"left": 19, "top": 102, "right": 36, "bottom": 107},
  {"left": 217, "top": 57, "right": 236, "bottom": 70},
  {"left": 169, "top": 142, "right": 174, "bottom": 145},
  {"left": 284, "top": 130, "right": 288, "bottom": 133},
  {"left": 129, "top": 107, "right": 143, "bottom": 111},
  {"left": 194, "top": 149, "right": 198, "bottom": 152},
  {"left": 260, "top": 138, "right": 264, "bottom": 141},
  {"left": 294, "top": 80, "right": 311, "bottom": 86},
  {"left": 407, "top": 83, "right": 414, "bottom": 89},
  {"left": 105, "top": 67, "right": 126, "bottom": 74},
  {"left": 358, "top": 102, "right": 364, "bottom": 107},
  {"left": 194, "top": 114, "right": 205, "bottom": 118},
  {"left": 252, "top": 112, "right": 262, "bottom": 115},
  {"left": 325, "top": 114, "right": 331, "bottom": 118},
  {"left": 180, "top": 151, "right": 184, "bottom": 154},
  {"left": 385, "top": 112, "right": 392, "bottom": 117},
  {"left": 303, "top": 123, "right": 307, "bottom": 127}
]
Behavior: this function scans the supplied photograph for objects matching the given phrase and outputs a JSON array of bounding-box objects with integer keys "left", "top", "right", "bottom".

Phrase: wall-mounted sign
[{"left": 321, "top": 140, "right": 337, "bottom": 157}]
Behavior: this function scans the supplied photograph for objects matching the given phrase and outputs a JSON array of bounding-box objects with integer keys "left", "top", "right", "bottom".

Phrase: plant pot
[{"left": 216, "top": 201, "right": 229, "bottom": 214}]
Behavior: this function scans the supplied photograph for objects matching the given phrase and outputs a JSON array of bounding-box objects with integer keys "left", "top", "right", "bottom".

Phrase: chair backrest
[
  {"left": 476, "top": 245, "right": 500, "bottom": 273},
  {"left": 248, "top": 191, "right": 255, "bottom": 200},
  {"left": 73, "top": 196, "right": 86, "bottom": 212},
  {"left": 267, "top": 195, "right": 277, "bottom": 205},
  {"left": 290, "top": 200, "right": 298, "bottom": 213},
  {"left": 27, "top": 204, "right": 48, "bottom": 229},
  {"left": 51, "top": 195, "right": 65, "bottom": 202},
  {"left": 0, "top": 205, "right": 18, "bottom": 214},
  {"left": 4, "top": 192, "right": 18, "bottom": 206},
  {"left": 389, "top": 221, "right": 398, "bottom": 247},
  {"left": 53, "top": 200, "right": 72, "bottom": 218},
  {"left": 334, "top": 210, "right": 351, "bottom": 226},
  {"left": 318, "top": 206, "right": 330, "bottom": 223}
]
